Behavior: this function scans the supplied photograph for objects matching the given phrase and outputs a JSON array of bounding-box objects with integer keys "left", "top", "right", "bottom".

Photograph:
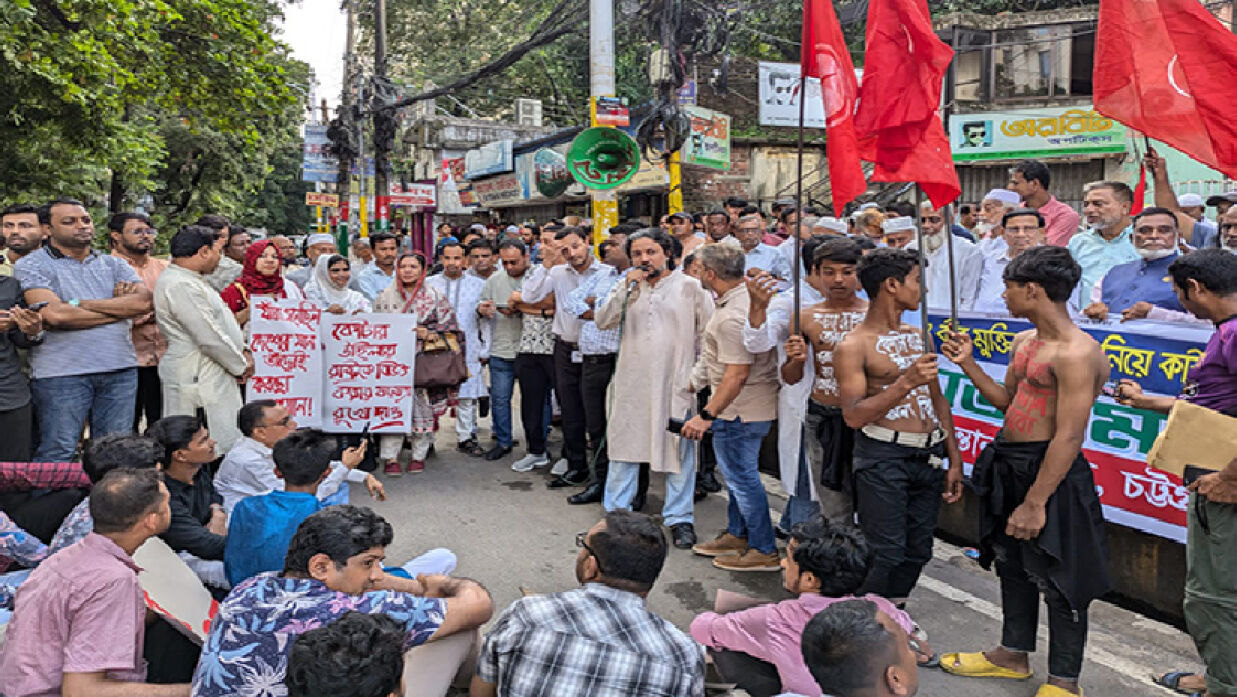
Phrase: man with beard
[
  {"left": 109, "top": 212, "right": 169, "bottom": 430},
  {"left": 909, "top": 203, "right": 984, "bottom": 311},
  {"left": 286, "top": 234, "right": 337, "bottom": 288},
  {"left": 1067, "top": 182, "right": 1138, "bottom": 310},
  {"left": 1, "top": 204, "right": 46, "bottom": 276},
  {"left": 426, "top": 241, "right": 490, "bottom": 456},
  {"left": 974, "top": 189, "right": 1021, "bottom": 258},
  {"left": 1082, "top": 208, "right": 1192, "bottom": 323}
]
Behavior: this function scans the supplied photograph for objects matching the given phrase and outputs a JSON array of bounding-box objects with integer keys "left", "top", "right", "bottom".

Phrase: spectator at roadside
[
  {"left": 1067, "top": 181, "right": 1139, "bottom": 309},
  {"left": 285, "top": 612, "right": 406, "bottom": 697},
  {"left": 1082, "top": 207, "right": 1192, "bottom": 323},
  {"left": 350, "top": 234, "right": 374, "bottom": 273},
  {"left": 286, "top": 233, "right": 338, "bottom": 288},
  {"left": 350, "top": 232, "right": 400, "bottom": 302},
  {"left": 478, "top": 239, "right": 529, "bottom": 461},
  {"left": 219, "top": 238, "right": 305, "bottom": 329},
  {"left": 149, "top": 415, "right": 228, "bottom": 588},
  {"left": 199, "top": 215, "right": 245, "bottom": 292},
  {"left": 974, "top": 189, "right": 1021, "bottom": 258},
  {"left": 304, "top": 254, "right": 372, "bottom": 314},
  {"left": 799, "top": 599, "right": 920, "bottom": 697},
  {"left": 736, "top": 213, "right": 792, "bottom": 280},
  {"left": 0, "top": 272, "right": 43, "bottom": 461},
  {"left": 910, "top": 203, "right": 983, "bottom": 311},
  {"left": 108, "top": 211, "right": 169, "bottom": 430},
  {"left": 270, "top": 234, "right": 299, "bottom": 267},
  {"left": 1007, "top": 159, "right": 1080, "bottom": 246},
  {"left": 1, "top": 204, "right": 46, "bottom": 277},
  {"left": 973, "top": 209, "right": 1048, "bottom": 314}
]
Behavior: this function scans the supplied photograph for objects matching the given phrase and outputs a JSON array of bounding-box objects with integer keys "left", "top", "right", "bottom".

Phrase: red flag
[
  {"left": 801, "top": 0, "right": 866, "bottom": 215},
  {"left": 1130, "top": 163, "right": 1147, "bottom": 215},
  {"left": 853, "top": 0, "right": 960, "bottom": 208},
  {"left": 1094, "top": 0, "right": 1237, "bottom": 179}
]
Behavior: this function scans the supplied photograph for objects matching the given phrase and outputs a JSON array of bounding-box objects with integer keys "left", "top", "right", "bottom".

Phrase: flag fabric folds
[
  {"left": 1130, "top": 163, "right": 1147, "bottom": 216},
  {"left": 1094, "top": 0, "right": 1237, "bottom": 179},
  {"left": 801, "top": 0, "right": 866, "bottom": 214}
]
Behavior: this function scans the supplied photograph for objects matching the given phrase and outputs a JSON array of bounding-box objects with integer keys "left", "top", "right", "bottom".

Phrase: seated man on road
[
  {"left": 148, "top": 415, "right": 229, "bottom": 588},
  {"left": 215, "top": 400, "right": 383, "bottom": 517},
  {"left": 690, "top": 520, "right": 922, "bottom": 697},
  {"left": 193, "top": 505, "right": 492, "bottom": 697},
  {"left": 0, "top": 468, "right": 191, "bottom": 697},
  {"left": 472, "top": 511, "right": 706, "bottom": 697},
  {"left": 798, "top": 598, "right": 920, "bottom": 697},
  {"left": 285, "top": 612, "right": 406, "bottom": 697},
  {"left": 1082, "top": 207, "right": 1199, "bottom": 323},
  {"left": 224, "top": 429, "right": 447, "bottom": 587},
  {"left": 49, "top": 433, "right": 163, "bottom": 554}
]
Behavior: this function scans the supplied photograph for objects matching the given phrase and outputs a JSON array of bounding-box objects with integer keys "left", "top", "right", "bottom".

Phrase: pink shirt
[
  {"left": 0, "top": 533, "right": 147, "bottom": 697},
  {"left": 112, "top": 252, "right": 169, "bottom": 367},
  {"left": 1039, "top": 195, "right": 1082, "bottom": 247},
  {"left": 690, "top": 593, "right": 915, "bottom": 697}
]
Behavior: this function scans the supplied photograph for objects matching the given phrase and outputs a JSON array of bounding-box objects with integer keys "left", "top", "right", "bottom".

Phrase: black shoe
[
  {"left": 484, "top": 444, "right": 512, "bottom": 461},
  {"left": 548, "top": 471, "right": 589, "bottom": 488},
  {"left": 630, "top": 492, "right": 646, "bottom": 512},
  {"left": 698, "top": 469, "right": 722, "bottom": 493},
  {"left": 479, "top": 396, "right": 490, "bottom": 418},
  {"left": 694, "top": 486, "right": 708, "bottom": 503},
  {"left": 458, "top": 440, "right": 485, "bottom": 457},
  {"left": 670, "top": 523, "right": 697, "bottom": 549},
  {"left": 774, "top": 527, "right": 790, "bottom": 541},
  {"left": 567, "top": 482, "right": 604, "bottom": 504}
]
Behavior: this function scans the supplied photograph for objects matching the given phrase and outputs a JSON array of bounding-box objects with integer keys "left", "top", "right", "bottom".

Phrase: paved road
[{"left": 365, "top": 419, "right": 1200, "bottom": 697}]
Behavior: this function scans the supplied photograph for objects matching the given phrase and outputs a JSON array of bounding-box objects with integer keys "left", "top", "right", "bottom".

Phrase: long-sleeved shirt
[
  {"left": 519, "top": 259, "right": 609, "bottom": 344},
  {"left": 564, "top": 264, "right": 622, "bottom": 355},
  {"left": 214, "top": 436, "right": 368, "bottom": 518},
  {"left": 349, "top": 263, "right": 395, "bottom": 302},
  {"left": 161, "top": 466, "right": 226, "bottom": 560},
  {"left": 743, "top": 243, "right": 792, "bottom": 280},
  {"left": 1067, "top": 226, "right": 1139, "bottom": 309},
  {"left": 1099, "top": 253, "right": 1186, "bottom": 315},
  {"left": 111, "top": 252, "right": 168, "bottom": 368},
  {"left": 909, "top": 236, "right": 985, "bottom": 311}
]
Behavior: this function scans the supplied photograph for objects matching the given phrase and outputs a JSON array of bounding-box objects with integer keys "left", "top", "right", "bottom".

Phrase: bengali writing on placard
[
  {"left": 248, "top": 299, "right": 323, "bottom": 429},
  {"left": 321, "top": 314, "right": 419, "bottom": 433}
]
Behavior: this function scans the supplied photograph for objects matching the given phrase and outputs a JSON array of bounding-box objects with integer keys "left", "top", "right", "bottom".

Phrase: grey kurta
[{"left": 595, "top": 270, "right": 713, "bottom": 473}]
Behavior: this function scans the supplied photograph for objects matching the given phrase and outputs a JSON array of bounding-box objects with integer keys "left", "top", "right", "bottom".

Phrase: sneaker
[
  {"left": 406, "top": 460, "right": 425, "bottom": 474},
  {"left": 511, "top": 453, "right": 549, "bottom": 472},
  {"left": 550, "top": 458, "right": 569, "bottom": 476},
  {"left": 383, "top": 461, "right": 403, "bottom": 478},
  {"left": 713, "top": 548, "right": 782, "bottom": 572},
  {"left": 692, "top": 532, "right": 748, "bottom": 557}
]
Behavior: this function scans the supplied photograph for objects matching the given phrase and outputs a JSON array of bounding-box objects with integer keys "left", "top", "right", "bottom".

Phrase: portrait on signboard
[{"left": 960, "top": 120, "right": 992, "bottom": 148}]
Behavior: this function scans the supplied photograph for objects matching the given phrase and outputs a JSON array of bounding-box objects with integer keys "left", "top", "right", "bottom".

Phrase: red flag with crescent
[
  {"left": 1095, "top": 0, "right": 1237, "bottom": 178},
  {"left": 801, "top": 0, "right": 866, "bottom": 214}
]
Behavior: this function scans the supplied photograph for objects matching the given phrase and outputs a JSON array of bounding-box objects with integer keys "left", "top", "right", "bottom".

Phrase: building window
[{"left": 991, "top": 23, "right": 1091, "bottom": 101}]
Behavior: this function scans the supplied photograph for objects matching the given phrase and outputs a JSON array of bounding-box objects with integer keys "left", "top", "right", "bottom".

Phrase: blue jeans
[
  {"left": 32, "top": 368, "right": 138, "bottom": 462},
  {"left": 604, "top": 445, "right": 697, "bottom": 526},
  {"left": 712, "top": 418, "right": 776, "bottom": 554},
  {"left": 490, "top": 357, "right": 517, "bottom": 448}
]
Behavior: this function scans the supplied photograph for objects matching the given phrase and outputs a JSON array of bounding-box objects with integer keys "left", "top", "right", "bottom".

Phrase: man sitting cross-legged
[{"left": 192, "top": 505, "right": 491, "bottom": 697}]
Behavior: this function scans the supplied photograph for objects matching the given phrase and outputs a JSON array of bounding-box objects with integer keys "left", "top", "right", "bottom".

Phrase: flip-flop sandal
[
  {"left": 1152, "top": 671, "right": 1204, "bottom": 696},
  {"left": 940, "top": 652, "right": 1033, "bottom": 680},
  {"left": 907, "top": 636, "right": 940, "bottom": 668}
]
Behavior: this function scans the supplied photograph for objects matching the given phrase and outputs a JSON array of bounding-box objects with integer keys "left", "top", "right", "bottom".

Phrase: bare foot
[
  {"left": 978, "top": 646, "right": 1031, "bottom": 674},
  {"left": 1045, "top": 676, "right": 1082, "bottom": 694}
]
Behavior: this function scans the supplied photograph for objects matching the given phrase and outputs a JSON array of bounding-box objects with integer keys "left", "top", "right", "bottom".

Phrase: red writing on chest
[{"left": 1007, "top": 340, "right": 1054, "bottom": 434}]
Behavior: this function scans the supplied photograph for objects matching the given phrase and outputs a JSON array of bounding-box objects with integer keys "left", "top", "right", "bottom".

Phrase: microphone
[{"left": 628, "top": 265, "right": 660, "bottom": 290}]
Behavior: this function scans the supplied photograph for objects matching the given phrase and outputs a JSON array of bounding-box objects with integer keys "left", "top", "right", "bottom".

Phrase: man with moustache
[
  {"left": 109, "top": 211, "right": 169, "bottom": 430},
  {"left": 1067, "top": 181, "right": 1138, "bottom": 310},
  {"left": 908, "top": 203, "right": 984, "bottom": 311},
  {"left": 1, "top": 204, "right": 45, "bottom": 276},
  {"left": 1082, "top": 207, "right": 1193, "bottom": 323}
]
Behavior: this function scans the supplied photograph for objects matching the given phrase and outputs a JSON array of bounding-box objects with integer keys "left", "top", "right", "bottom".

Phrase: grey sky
[{"left": 279, "top": 0, "right": 347, "bottom": 114}]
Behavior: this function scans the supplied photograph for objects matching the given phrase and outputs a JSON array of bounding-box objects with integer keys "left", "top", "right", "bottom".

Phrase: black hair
[
  {"left": 38, "top": 197, "right": 87, "bottom": 225},
  {"left": 108, "top": 211, "right": 151, "bottom": 234},
  {"left": 706, "top": 209, "right": 729, "bottom": 221},
  {"left": 1170, "top": 248, "right": 1237, "bottom": 298},
  {"left": 1001, "top": 207, "right": 1045, "bottom": 228},
  {"left": 147, "top": 415, "right": 205, "bottom": 467},
  {"left": 1002, "top": 245, "right": 1081, "bottom": 303},
  {"left": 554, "top": 226, "right": 590, "bottom": 243},
  {"left": 497, "top": 238, "right": 528, "bottom": 254},
  {"left": 90, "top": 468, "right": 165, "bottom": 535},
  {"left": 1012, "top": 159, "right": 1051, "bottom": 189},
  {"left": 886, "top": 200, "right": 916, "bottom": 218},
  {"left": 523, "top": 222, "right": 542, "bottom": 236},
  {"left": 326, "top": 254, "right": 350, "bottom": 270},
  {"left": 740, "top": 204, "right": 760, "bottom": 217},
  {"left": 286, "top": 612, "right": 405, "bottom": 697},
  {"left": 624, "top": 229, "right": 676, "bottom": 269},
  {"left": 273, "top": 429, "right": 334, "bottom": 487},
  {"left": 194, "top": 214, "right": 231, "bottom": 232},
  {"left": 801, "top": 599, "right": 899, "bottom": 697},
  {"left": 962, "top": 121, "right": 986, "bottom": 134},
  {"left": 466, "top": 239, "right": 495, "bottom": 255},
  {"left": 169, "top": 225, "right": 220, "bottom": 258},
  {"left": 810, "top": 237, "right": 862, "bottom": 272},
  {"left": 852, "top": 236, "right": 877, "bottom": 252},
  {"left": 790, "top": 520, "right": 872, "bottom": 596},
  {"left": 856, "top": 248, "right": 918, "bottom": 298},
  {"left": 588, "top": 511, "right": 668, "bottom": 593},
  {"left": 959, "top": 204, "right": 973, "bottom": 215},
  {"left": 226, "top": 224, "right": 248, "bottom": 242},
  {"left": 238, "top": 399, "right": 278, "bottom": 437},
  {"left": 598, "top": 239, "right": 617, "bottom": 259},
  {"left": 284, "top": 505, "right": 394, "bottom": 575},
  {"left": 369, "top": 232, "right": 397, "bottom": 249},
  {"left": 778, "top": 206, "right": 799, "bottom": 223},
  {"left": 1132, "top": 206, "right": 1180, "bottom": 229},
  {"left": 1, "top": 203, "right": 38, "bottom": 220},
  {"left": 82, "top": 434, "right": 162, "bottom": 485},
  {"left": 723, "top": 197, "right": 748, "bottom": 209},
  {"left": 439, "top": 241, "right": 464, "bottom": 255}
]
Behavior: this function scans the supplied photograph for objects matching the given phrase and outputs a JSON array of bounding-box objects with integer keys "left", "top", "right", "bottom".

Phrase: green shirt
[{"left": 481, "top": 270, "right": 525, "bottom": 360}]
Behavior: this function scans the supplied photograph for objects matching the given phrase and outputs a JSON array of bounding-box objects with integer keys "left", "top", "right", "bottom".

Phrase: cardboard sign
[
  {"left": 306, "top": 192, "right": 339, "bottom": 207},
  {"left": 248, "top": 299, "right": 324, "bottom": 428},
  {"left": 134, "top": 538, "right": 219, "bottom": 645},
  {"left": 322, "top": 314, "right": 419, "bottom": 433}
]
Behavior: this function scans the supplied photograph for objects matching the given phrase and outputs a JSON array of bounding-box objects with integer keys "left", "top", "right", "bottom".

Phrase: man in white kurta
[
  {"left": 908, "top": 204, "right": 984, "bottom": 311},
  {"left": 425, "top": 243, "right": 491, "bottom": 454},
  {"left": 154, "top": 228, "right": 251, "bottom": 453},
  {"left": 595, "top": 231, "right": 713, "bottom": 546}
]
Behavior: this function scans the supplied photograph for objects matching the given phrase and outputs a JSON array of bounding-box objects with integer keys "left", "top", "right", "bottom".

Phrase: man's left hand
[
  {"left": 1121, "top": 301, "right": 1152, "bottom": 322},
  {"left": 1006, "top": 500, "right": 1046, "bottom": 540},
  {"left": 364, "top": 474, "right": 386, "bottom": 501},
  {"left": 681, "top": 415, "right": 712, "bottom": 440},
  {"left": 1190, "top": 472, "right": 1237, "bottom": 504},
  {"left": 10, "top": 307, "right": 41, "bottom": 336},
  {"left": 943, "top": 466, "right": 964, "bottom": 504}
]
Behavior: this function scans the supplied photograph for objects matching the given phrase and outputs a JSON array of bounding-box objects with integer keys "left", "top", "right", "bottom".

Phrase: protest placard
[
  {"left": 248, "top": 299, "right": 323, "bottom": 428},
  {"left": 322, "top": 313, "right": 419, "bottom": 433}
]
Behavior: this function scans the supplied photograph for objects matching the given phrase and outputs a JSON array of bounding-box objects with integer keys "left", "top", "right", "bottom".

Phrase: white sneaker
[
  {"left": 550, "top": 458, "right": 569, "bottom": 475},
  {"left": 511, "top": 453, "right": 550, "bottom": 472}
]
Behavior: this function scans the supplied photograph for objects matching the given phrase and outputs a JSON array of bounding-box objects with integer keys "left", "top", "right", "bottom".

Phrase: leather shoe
[
  {"left": 698, "top": 469, "right": 722, "bottom": 493},
  {"left": 567, "top": 482, "right": 604, "bottom": 504},
  {"left": 484, "top": 444, "right": 512, "bottom": 461},
  {"left": 548, "top": 471, "right": 589, "bottom": 488},
  {"left": 630, "top": 492, "right": 646, "bottom": 512},
  {"left": 694, "top": 486, "right": 708, "bottom": 502},
  {"left": 670, "top": 523, "right": 697, "bottom": 549}
]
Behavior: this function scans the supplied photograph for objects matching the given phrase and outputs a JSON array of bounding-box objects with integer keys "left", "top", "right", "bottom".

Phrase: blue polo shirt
[{"left": 1099, "top": 253, "right": 1185, "bottom": 314}]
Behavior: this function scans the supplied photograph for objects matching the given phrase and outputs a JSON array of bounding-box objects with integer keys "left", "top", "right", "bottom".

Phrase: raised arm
[
  {"left": 1145, "top": 148, "right": 1197, "bottom": 243},
  {"left": 940, "top": 331, "right": 1017, "bottom": 412},
  {"left": 518, "top": 264, "right": 553, "bottom": 303}
]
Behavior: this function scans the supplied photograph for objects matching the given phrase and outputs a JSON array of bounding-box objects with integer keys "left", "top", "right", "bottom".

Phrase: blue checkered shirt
[{"left": 565, "top": 264, "right": 622, "bottom": 355}]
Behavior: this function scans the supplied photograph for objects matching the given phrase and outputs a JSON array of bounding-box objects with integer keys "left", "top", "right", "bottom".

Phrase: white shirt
[
  {"left": 214, "top": 436, "right": 369, "bottom": 518},
  {"left": 520, "top": 260, "right": 609, "bottom": 343},
  {"left": 908, "top": 235, "right": 985, "bottom": 311}
]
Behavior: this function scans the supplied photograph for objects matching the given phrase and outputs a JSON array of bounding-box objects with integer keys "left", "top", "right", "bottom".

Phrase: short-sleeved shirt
[
  {"left": 1039, "top": 195, "right": 1082, "bottom": 247},
  {"left": 14, "top": 246, "right": 140, "bottom": 379},
  {"left": 223, "top": 490, "right": 323, "bottom": 586},
  {"left": 1185, "top": 315, "right": 1237, "bottom": 415},
  {"left": 111, "top": 253, "right": 168, "bottom": 367},
  {"left": 191, "top": 573, "right": 446, "bottom": 697},
  {"left": 743, "top": 243, "right": 792, "bottom": 280},
  {"left": 700, "top": 285, "right": 779, "bottom": 422},
  {"left": 0, "top": 533, "right": 147, "bottom": 697},
  {"left": 1066, "top": 226, "right": 1139, "bottom": 308},
  {"left": 477, "top": 583, "right": 704, "bottom": 697},
  {"left": 518, "top": 315, "right": 555, "bottom": 355},
  {"left": 482, "top": 269, "right": 525, "bottom": 360}
]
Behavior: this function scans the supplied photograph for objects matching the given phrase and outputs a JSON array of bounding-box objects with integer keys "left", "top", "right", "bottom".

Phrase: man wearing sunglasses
[{"left": 109, "top": 211, "right": 169, "bottom": 431}]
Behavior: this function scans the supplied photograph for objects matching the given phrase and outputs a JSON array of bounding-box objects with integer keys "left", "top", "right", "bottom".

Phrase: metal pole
[
  {"left": 944, "top": 203, "right": 959, "bottom": 328},
  {"left": 356, "top": 78, "right": 368, "bottom": 237},
  {"left": 373, "top": 0, "right": 390, "bottom": 234},
  {"left": 913, "top": 187, "right": 931, "bottom": 350},
  {"left": 588, "top": 0, "right": 618, "bottom": 244},
  {"left": 792, "top": 67, "right": 806, "bottom": 334}
]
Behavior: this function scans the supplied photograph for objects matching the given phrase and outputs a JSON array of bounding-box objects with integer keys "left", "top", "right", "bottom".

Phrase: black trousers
[
  {"left": 581, "top": 354, "right": 616, "bottom": 482},
  {"left": 134, "top": 365, "right": 162, "bottom": 431},
  {"left": 0, "top": 488, "right": 87, "bottom": 544},
  {"left": 515, "top": 352, "right": 555, "bottom": 456},
  {"left": 552, "top": 339, "right": 588, "bottom": 475},
  {"left": 696, "top": 388, "right": 717, "bottom": 478},
  {"left": 710, "top": 648, "right": 783, "bottom": 697},
  {"left": 996, "top": 544, "right": 1089, "bottom": 680},
  {"left": 0, "top": 402, "right": 34, "bottom": 462}
]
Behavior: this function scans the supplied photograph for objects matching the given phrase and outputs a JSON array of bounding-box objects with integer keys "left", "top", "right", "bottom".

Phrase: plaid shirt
[
  {"left": 0, "top": 462, "right": 88, "bottom": 572},
  {"left": 477, "top": 583, "right": 705, "bottom": 697}
]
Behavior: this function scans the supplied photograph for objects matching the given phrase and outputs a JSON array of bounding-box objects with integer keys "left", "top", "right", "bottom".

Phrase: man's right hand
[
  {"left": 625, "top": 266, "right": 649, "bottom": 286},
  {"left": 940, "top": 331, "right": 975, "bottom": 367},
  {"left": 477, "top": 300, "right": 496, "bottom": 318},
  {"left": 784, "top": 334, "right": 807, "bottom": 364},
  {"left": 1082, "top": 301, "right": 1110, "bottom": 321},
  {"left": 900, "top": 354, "right": 940, "bottom": 388},
  {"left": 342, "top": 439, "right": 367, "bottom": 468},
  {"left": 745, "top": 271, "right": 778, "bottom": 310},
  {"left": 207, "top": 508, "right": 227, "bottom": 536},
  {"left": 0, "top": 310, "right": 13, "bottom": 333}
]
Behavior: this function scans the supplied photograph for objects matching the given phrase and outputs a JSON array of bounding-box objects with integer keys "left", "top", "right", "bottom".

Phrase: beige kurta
[{"left": 595, "top": 270, "right": 713, "bottom": 473}]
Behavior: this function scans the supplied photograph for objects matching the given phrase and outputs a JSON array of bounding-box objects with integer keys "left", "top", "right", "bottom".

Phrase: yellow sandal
[
  {"left": 940, "top": 652, "right": 1034, "bottom": 680},
  {"left": 1035, "top": 685, "right": 1083, "bottom": 696}
]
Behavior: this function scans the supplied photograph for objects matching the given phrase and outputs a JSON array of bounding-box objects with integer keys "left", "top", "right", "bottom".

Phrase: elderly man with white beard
[
  {"left": 974, "top": 188, "right": 1021, "bottom": 259},
  {"left": 907, "top": 202, "right": 984, "bottom": 311},
  {"left": 1083, "top": 207, "right": 1200, "bottom": 323}
]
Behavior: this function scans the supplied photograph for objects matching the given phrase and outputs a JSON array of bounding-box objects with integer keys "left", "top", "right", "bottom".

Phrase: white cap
[
  {"left": 469, "top": 223, "right": 487, "bottom": 233},
  {"left": 882, "top": 216, "right": 916, "bottom": 233},
  {"left": 858, "top": 202, "right": 880, "bottom": 212},
  {"left": 504, "top": 225, "right": 521, "bottom": 234},
  {"left": 983, "top": 188, "right": 1021, "bottom": 206},
  {"left": 814, "top": 216, "right": 849, "bottom": 235},
  {"left": 1178, "top": 193, "right": 1205, "bottom": 207},
  {"left": 306, "top": 233, "right": 334, "bottom": 246}
]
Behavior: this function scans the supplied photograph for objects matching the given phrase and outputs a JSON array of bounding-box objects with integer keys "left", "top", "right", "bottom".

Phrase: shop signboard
[{"left": 949, "top": 105, "right": 1127, "bottom": 161}]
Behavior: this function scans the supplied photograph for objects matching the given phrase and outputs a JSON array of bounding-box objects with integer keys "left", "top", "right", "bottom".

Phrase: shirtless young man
[
  {"left": 782, "top": 238, "right": 868, "bottom": 524},
  {"left": 938, "top": 246, "right": 1111, "bottom": 697},
  {"left": 833, "top": 248, "right": 964, "bottom": 604}
]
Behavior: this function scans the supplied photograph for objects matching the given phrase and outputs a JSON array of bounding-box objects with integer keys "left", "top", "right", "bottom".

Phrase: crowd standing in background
[{"left": 0, "top": 155, "right": 1235, "bottom": 697}]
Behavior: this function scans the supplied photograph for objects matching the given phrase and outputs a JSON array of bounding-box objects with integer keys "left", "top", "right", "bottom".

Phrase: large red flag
[
  {"left": 802, "top": 0, "right": 866, "bottom": 215},
  {"left": 853, "top": 0, "right": 960, "bottom": 208},
  {"left": 1094, "top": 0, "right": 1237, "bottom": 179}
]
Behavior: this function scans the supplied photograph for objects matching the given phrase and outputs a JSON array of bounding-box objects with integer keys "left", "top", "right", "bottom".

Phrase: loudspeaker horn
[{"left": 566, "top": 127, "right": 640, "bottom": 190}]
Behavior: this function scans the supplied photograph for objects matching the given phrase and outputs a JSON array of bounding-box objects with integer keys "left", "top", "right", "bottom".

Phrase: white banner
[
  {"left": 248, "top": 299, "right": 324, "bottom": 428},
  {"left": 322, "top": 314, "right": 419, "bottom": 433}
]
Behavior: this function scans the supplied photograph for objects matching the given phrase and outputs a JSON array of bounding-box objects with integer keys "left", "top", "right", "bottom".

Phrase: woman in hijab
[
  {"left": 372, "top": 252, "right": 460, "bottom": 476},
  {"left": 219, "top": 238, "right": 303, "bottom": 326},
  {"left": 304, "top": 254, "right": 371, "bottom": 314}
]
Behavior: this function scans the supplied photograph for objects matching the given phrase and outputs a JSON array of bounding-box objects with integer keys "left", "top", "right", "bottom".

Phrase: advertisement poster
[
  {"left": 684, "top": 106, "right": 731, "bottom": 170},
  {"left": 948, "top": 105, "right": 1126, "bottom": 161}
]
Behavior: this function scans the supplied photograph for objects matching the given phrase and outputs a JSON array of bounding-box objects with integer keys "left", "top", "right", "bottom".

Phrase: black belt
[
  {"left": 555, "top": 339, "right": 579, "bottom": 351},
  {"left": 582, "top": 353, "right": 616, "bottom": 364}
]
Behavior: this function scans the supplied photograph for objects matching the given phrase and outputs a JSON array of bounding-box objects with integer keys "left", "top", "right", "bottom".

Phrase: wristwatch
[{"left": 699, "top": 407, "right": 716, "bottom": 421}]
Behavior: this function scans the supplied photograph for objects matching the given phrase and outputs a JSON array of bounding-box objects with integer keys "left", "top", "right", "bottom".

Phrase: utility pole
[
  {"left": 335, "top": 0, "right": 356, "bottom": 244},
  {"left": 373, "top": 0, "right": 391, "bottom": 234},
  {"left": 589, "top": 0, "right": 618, "bottom": 244}
]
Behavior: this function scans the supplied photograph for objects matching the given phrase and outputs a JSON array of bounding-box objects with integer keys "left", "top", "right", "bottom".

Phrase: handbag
[{"left": 414, "top": 330, "right": 468, "bottom": 388}]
